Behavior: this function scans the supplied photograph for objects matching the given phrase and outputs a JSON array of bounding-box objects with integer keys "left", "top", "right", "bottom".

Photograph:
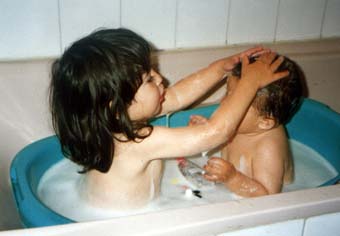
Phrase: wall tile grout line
[
  {"left": 273, "top": 0, "right": 281, "bottom": 43},
  {"left": 174, "top": 0, "right": 179, "bottom": 49},
  {"left": 57, "top": 0, "right": 63, "bottom": 54},
  {"left": 320, "top": 0, "right": 329, "bottom": 39},
  {"left": 225, "top": 0, "right": 232, "bottom": 45},
  {"left": 119, "top": 0, "right": 122, "bottom": 28},
  {"left": 301, "top": 218, "right": 306, "bottom": 236}
]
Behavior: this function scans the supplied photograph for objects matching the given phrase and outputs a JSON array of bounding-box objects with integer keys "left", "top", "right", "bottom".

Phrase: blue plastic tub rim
[{"left": 9, "top": 98, "right": 340, "bottom": 227}]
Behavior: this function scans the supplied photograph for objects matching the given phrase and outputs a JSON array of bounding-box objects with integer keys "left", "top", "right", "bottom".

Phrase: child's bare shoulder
[{"left": 255, "top": 126, "right": 289, "bottom": 158}]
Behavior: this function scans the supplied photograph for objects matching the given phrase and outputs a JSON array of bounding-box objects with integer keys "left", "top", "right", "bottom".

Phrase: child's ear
[{"left": 258, "top": 116, "right": 276, "bottom": 130}]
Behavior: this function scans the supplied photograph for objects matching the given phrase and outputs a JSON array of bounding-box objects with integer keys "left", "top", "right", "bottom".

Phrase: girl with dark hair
[{"left": 50, "top": 28, "right": 287, "bottom": 209}]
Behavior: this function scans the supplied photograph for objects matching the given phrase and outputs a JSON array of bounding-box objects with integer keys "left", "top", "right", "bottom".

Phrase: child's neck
[{"left": 236, "top": 125, "right": 281, "bottom": 139}]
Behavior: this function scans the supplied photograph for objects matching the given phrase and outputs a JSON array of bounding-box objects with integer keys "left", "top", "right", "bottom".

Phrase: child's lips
[
  {"left": 160, "top": 91, "right": 165, "bottom": 102},
  {"left": 160, "top": 96, "right": 165, "bottom": 102}
]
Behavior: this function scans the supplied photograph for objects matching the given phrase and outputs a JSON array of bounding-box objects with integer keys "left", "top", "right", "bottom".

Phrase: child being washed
[{"left": 190, "top": 55, "right": 303, "bottom": 197}]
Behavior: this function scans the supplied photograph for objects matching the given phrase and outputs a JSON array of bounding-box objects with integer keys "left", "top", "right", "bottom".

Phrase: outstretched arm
[
  {"left": 140, "top": 53, "right": 289, "bottom": 160},
  {"left": 160, "top": 47, "right": 269, "bottom": 115}
]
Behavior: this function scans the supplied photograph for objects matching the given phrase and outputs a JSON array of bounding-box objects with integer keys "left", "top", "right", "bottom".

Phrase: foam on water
[{"left": 37, "top": 139, "right": 338, "bottom": 222}]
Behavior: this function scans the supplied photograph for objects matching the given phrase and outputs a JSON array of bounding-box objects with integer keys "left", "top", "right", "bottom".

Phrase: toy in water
[
  {"left": 177, "top": 157, "right": 215, "bottom": 190},
  {"left": 184, "top": 188, "right": 202, "bottom": 198}
]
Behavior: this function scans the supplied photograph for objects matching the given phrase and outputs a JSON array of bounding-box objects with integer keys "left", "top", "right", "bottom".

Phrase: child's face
[
  {"left": 127, "top": 69, "right": 165, "bottom": 121},
  {"left": 227, "top": 76, "right": 262, "bottom": 134}
]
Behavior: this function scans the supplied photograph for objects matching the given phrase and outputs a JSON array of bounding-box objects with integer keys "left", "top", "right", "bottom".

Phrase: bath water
[{"left": 37, "top": 139, "right": 338, "bottom": 222}]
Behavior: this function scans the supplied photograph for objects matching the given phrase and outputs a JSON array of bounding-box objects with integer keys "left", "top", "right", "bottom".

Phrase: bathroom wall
[
  {"left": 1, "top": 39, "right": 339, "bottom": 233},
  {"left": 0, "top": 0, "right": 340, "bottom": 234},
  {"left": 1, "top": 0, "right": 340, "bottom": 60},
  {"left": 0, "top": 60, "right": 54, "bottom": 230}
]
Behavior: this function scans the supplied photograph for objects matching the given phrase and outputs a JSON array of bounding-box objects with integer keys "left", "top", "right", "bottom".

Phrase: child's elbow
[{"left": 206, "top": 121, "right": 237, "bottom": 144}]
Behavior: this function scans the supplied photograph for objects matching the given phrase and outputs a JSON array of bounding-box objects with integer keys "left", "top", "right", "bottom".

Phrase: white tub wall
[
  {"left": 218, "top": 212, "right": 340, "bottom": 236},
  {"left": 1, "top": 186, "right": 340, "bottom": 236},
  {"left": 217, "top": 219, "right": 305, "bottom": 236},
  {"left": 217, "top": 213, "right": 340, "bottom": 236},
  {"left": 0, "top": 60, "right": 55, "bottom": 230}
]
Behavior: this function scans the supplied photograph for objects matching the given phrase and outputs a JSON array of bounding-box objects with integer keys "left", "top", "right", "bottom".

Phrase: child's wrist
[
  {"left": 208, "top": 60, "right": 227, "bottom": 78},
  {"left": 224, "top": 168, "right": 238, "bottom": 184},
  {"left": 238, "top": 77, "right": 259, "bottom": 93}
]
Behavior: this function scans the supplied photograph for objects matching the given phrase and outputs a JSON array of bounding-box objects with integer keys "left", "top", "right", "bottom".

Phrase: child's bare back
[{"left": 84, "top": 140, "right": 163, "bottom": 209}]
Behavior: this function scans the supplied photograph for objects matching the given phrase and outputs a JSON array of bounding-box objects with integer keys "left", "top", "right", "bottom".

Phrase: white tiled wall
[
  {"left": 216, "top": 212, "right": 340, "bottom": 236},
  {"left": 176, "top": 0, "right": 229, "bottom": 48},
  {"left": 303, "top": 212, "right": 340, "bottom": 236},
  {"left": 218, "top": 219, "right": 304, "bottom": 236},
  {"left": 322, "top": 0, "right": 340, "bottom": 37},
  {"left": 227, "top": 0, "right": 279, "bottom": 44},
  {"left": 59, "top": 0, "right": 120, "bottom": 50},
  {"left": 121, "top": 0, "right": 176, "bottom": 49},
  {"left": 275, "top": 0, "right": 326, "bottom": 41},
  {"left": 0, "top": 0, "right": 60, "bottom": 60},
  {"left": 1, "top": 0, "right": 339, "bottom": 60}
]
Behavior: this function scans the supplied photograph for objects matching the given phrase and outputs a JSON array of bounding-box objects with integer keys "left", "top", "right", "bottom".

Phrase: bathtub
[
  {"left": 1, "top": 39, "right": 340, "bottom": 235},
  {"left": 9, "top": 97, "right": 340, "bottom": 229}
]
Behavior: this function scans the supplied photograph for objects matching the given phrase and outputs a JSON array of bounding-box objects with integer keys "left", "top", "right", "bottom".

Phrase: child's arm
[
  {"left": 188, "top": 115, "right": 209, "bottom": 126},
  {"left": 160, "top": 47, "right": 269, "bottom": 115},
  {"left": 203, "top": 158, "right": 269, "bottom": 197},
  {"left": 140, "top": 53, "right": 289, "bottom": 160},
  {"left": 251, "top": 140, "right": 286, "bottom": 194},
  {"left": 204, "top": 138, "right": 286, "bottom": 197}
]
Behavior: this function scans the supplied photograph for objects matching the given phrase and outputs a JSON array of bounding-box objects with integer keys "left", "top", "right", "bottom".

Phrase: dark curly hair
[
  {"left": 232, "top": 55, "right": 304, "bottom": 125},
  {"left": 50, "top": 28, "right": 153, "bottom": 173}
]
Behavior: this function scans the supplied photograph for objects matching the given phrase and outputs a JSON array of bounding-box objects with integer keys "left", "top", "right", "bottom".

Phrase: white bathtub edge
[{"left": 1, "top": 185, "right": 339, "bottom": 236}]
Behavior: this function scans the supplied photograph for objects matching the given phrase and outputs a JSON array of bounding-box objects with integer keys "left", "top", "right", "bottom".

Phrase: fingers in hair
[{"left": 270, "top": 55, "right": 284, "bottom": 72}]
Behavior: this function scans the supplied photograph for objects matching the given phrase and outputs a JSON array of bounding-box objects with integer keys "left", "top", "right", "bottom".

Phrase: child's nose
[{"left": 156, "top": 75, "right": 163, "bottom": 85}]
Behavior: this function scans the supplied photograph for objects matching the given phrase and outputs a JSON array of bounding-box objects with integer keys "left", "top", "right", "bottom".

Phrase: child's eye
[{"left": 146, "top": 76, "right": 154, "bottom": 82}]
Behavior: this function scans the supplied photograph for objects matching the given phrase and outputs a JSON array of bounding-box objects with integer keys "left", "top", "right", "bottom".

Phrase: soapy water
[{"left": 38, "top": 140, "right": 338, "bottom": 222}]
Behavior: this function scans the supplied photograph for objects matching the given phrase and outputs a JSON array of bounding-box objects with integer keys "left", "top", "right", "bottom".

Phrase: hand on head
[
  {"left": 241, "top": 52, "right": 289, "bottom": 89},
  {"left": 223, "top": 46, "right": 271, "bottom": 72}
]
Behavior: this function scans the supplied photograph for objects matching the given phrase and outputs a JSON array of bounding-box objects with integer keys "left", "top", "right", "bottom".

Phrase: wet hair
[
  {"left": 50, "top": 28, "right": 153, "bottom": 173},
  {"left": 231, "top": 55, "right": 303, "bottom": 125}
]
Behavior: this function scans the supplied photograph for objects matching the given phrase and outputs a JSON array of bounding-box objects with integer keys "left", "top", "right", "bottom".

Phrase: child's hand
[
  {"left": 203, "top": 157, "right": 236, "bottom": 183},
  {"left": 188, "top": 115, "right": 208, "bottom": 126},
  {"left": 241, "top": 52, "right": 289, "bottom": 89},
  {"left": 222, "top": 46, "right": 270, "bottom": 72}
]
